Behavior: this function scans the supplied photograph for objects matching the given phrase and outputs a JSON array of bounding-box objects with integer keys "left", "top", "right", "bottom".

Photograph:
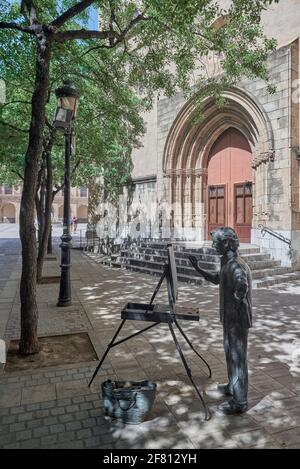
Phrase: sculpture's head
[{"left": 210, "top": 227, "right": 239, "bottom": 255}]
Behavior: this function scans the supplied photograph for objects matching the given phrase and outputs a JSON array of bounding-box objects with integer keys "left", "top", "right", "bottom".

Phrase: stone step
[
  {"left": 250, "top": 266, "right": 293, "bottom": 279},
  {"left": 254, "top": 271, "right": 300, "bottom": 288},
  {"left": 84, "top": 251, "right": 300, "bottom": 289},
  {"left": 120, "top": 248, "right": 220, "bottom": 263},
  {"left": 117, "top": 252, "right": 280, "bottom": 271},
  {"left": 119, "top": 247, "right": 271, "bottom": 265},
  {"left": 112, "top": 256, "right": 291, "bottom": 280},
  {"left": 139, "top": 242, "right": 261, "bottom": 255}
]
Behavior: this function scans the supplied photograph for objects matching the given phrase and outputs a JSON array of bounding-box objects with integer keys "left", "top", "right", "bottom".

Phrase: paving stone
[
  {"left": 10, "top": 406, "right": 25, "bottom": 415},
  {"left": 3, "top": 443, "right": 21, "bottom": 449},
  {"left": 57, "top": 431, "right": 75, "bottom": 443},
  {"left": 19, "top": 438, "right": 40, "bottom": 449},
  {"left": 1, "top": 415, "right": 16, "bottom": 425},
  {"left": 82, "top": 417, "right": 97, "bottom": 428},
  {"left": 56, "top": 380, "right": 89, "bottom": 399},
  {"left": 40, "top": 435, "right": 58, "bottom": 446},
  {"left": 75, "top": 410, "right": 89, "bottom": 420},
  {"left": 40, "top": 401, "right": 56, "bottom": 410},
  {"left": 84, "top": 436, "right": 103, "bottom": 448},
  {"left": 22, "top": 385, "right": 56, "bottom": 405},
  {"left": 72, "top": 396, "right": 86, "bottom": 404},
  {"left": 0, "top": 433, "right": 15, "bottom": 447},
  {"left": 58, "top": 414, "right": 73, "bottom": 423},
  {"left": 15, "top": 430, "right": 32, "bottom": 442},
  {"left": 66, "top": 421, "right": 82, "bottom": 431},
  {"left": 9, "top": 422, "right": 26, "bottom": 432},
  {"left": 0, "top": 386, "right": 22, "bottom": 408},
  {"left": 56, "top": 440, "right": 84, "bottom": 449},
  {"left": 27, "top": 419, "right": 43, "bottom": 429},
  {"left": 35, "top": 410, "right": 50, "bottom": 419},
  {"left": 50, "top": 407, "right": 65, "bottom": 416},
  {"left": 49, "top": 424, "right": 65, "bottom": 434},
  {"left": 273, "top": 427, "right": 300, "bottom": 447},
  {"left": 33, "top": 427, "right": 49, "bottom": 438},
  {"left": 76, "top": 428, "right": 93, "bottom": 439},
  {"left": 18, "top": 412, "right": 33, "bottom": 422},
  {"left": 26, "top": 403, "right": 41, "bottom": 412}
]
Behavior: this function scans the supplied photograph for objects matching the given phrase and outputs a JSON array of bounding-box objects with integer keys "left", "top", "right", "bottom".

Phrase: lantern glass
[
  {"left": 58, "top": 95, "right": 78, "bottom": 113},
  {"left": 54, "top": 82, "right": 79, "bottom": 128}
]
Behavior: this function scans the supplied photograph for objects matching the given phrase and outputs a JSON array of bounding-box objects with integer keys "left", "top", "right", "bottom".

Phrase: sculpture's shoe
[
  {"left": 217, "top": 383, "right": 233, "bottom": 396},
  {"left": 218, "top": 400, "right": 248, "bottom": 415}
]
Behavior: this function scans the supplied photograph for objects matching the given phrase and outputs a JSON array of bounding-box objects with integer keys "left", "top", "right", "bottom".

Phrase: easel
[{"left": 89, "top": 244, "right": 212, "bottom": 420}]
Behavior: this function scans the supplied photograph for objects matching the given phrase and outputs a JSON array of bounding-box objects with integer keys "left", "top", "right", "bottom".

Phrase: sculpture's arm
[{"left": 189, "top": 256, "right": 220, "bottom": 285}]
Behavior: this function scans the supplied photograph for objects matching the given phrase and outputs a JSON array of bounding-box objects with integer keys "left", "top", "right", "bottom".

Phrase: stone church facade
[{"left": 97, "top": 0, "right": 300, "bottom": 268}]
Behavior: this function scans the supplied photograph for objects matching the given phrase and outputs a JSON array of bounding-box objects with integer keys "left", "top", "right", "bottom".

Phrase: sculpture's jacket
[{"left": 202, "top": 250, "right": 252, "bottom": 329}]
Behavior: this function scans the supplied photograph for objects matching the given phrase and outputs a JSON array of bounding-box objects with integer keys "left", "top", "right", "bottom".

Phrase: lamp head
[{"left": 54, "top": 80, "right": 80, "bottom": 129}]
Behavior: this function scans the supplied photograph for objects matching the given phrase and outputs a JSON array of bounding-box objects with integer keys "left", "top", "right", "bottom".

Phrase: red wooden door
[
  {"left": 207, "top": 128, "right": 252, "bottom": 242},
  {"left": 234, "top": 183, "right": 253, "bottom": 243},
  {"left": 208, "top": 185, "right": 226, "bottom": 235}
]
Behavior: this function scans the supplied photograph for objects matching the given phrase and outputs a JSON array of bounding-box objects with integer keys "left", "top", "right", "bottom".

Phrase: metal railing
[{"left": 258, "top": 224, "right": 291, "bottom": 248}]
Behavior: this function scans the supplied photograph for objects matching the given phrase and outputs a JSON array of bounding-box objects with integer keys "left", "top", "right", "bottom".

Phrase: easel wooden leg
[
  {"left": 88, "top": 319, "right": 127, "bottom": 387},
  {"left": 174, "top": 318, "right": 212, "bottom": 378},
  {"left": 168, "top": 322, "right": 211, "bottom": 421},
  {"left": 89, "top": 321, "right": 160, "bottom": 387}
]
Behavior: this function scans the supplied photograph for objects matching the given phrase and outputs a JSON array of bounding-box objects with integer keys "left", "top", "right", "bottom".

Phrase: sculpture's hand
[{"left": 188, "top": 255, "right": 198, "bottom": 270}]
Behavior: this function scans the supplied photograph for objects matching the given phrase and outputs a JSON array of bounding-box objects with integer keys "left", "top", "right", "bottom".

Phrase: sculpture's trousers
[{"left": 223, "top": 325, "right": 249, "bottom": 405}]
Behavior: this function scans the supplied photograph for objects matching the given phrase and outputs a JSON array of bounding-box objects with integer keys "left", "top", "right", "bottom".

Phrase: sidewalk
[{"left": 0, "top": 244, "right": 299, "bottom": 449}]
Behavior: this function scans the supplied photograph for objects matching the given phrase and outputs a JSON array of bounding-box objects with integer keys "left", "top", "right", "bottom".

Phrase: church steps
[
  {"left": 117, "top": 249, "right": 281, "bottom": 272},
  {"left": 113, "top": 256, "right": 291, "bottom": 280},
  {"left": 253, "top": 272, "right": 300, "bottom": 288},
  {"left": 118, "top": 252, "right": 280, "bottom": 271},
  {"left": 85, "top": 241, "right": 299, "bottom": 288}
]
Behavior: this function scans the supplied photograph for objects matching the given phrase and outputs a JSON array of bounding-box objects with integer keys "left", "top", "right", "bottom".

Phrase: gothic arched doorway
[{"left": 207, "top": 128, "right": 253, "bottom": 242}]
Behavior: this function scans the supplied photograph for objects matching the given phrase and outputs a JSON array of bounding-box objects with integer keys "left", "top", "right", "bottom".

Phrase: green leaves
[{"left": 0, "top": 0, "right": 280, "bottom": 196}]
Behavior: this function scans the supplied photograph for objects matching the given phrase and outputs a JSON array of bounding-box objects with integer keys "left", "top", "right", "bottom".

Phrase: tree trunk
[
  {"left": 35, "top": 177, "right": 45, "bottom": 249},
  {"left": 37, "top": 131, "right": 55, "bottom": 283},
  {"left": 47, "top": 224, "right": 53, "bottom": 254},
  {"left": 19, "top": 34, "right": 52, "bottom": 356}
]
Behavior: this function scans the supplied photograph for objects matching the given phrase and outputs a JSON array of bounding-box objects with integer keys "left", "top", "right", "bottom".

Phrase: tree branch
[
  {"left": 20, "top": 0, "right": 39, "bottom": 26},
  {"left": 0, "top": 22, "right": 34, "bottom": 34},
  {"left": 12, "top": 169, "right": 24, "bottom": 181},
  {"left": 51, "top": 0, "right": 95, "bottom": 29},
  {"left": 54, "top": 29, "right": 117, "bottom": 42},
  {"left": 52, "top": 183, "right": 64, "bottom": 199},
  {"left": 0, "top": 119, "right": 28, "bottom": 133},
  {"left": 72, "top": 158, "right": 81, "bottom": 176},
  {"left": 0, "top": 100, "right": 31, "bottom": 108},
  {"left": 82, "top": 12, "right": 148, "bottom": 55}
]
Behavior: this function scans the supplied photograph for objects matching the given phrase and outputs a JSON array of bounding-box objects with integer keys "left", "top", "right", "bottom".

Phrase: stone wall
[{"left": 97, "top": 2, "right": 300, "bottom": 268}]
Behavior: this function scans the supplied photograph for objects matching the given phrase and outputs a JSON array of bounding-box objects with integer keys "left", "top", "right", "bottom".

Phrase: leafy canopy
[{"left": 0, "top": 0, "right": 279, "bottom": 195}]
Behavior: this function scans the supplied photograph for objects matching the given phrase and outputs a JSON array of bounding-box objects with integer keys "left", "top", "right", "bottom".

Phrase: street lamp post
[{"left": 54, "top": 81, "right": 79, "bottom": 307}]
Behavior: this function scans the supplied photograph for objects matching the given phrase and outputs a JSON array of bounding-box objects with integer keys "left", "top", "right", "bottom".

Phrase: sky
[{"left": 87, "top": 5, "right": 99, "bottom": 30}]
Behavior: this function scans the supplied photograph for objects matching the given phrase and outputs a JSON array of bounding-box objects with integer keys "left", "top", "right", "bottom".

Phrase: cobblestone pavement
[{"left": 0, "top": 235, "right": 299, "bottom": 449}]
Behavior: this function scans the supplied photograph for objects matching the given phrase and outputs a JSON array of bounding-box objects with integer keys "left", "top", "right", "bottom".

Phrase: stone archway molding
[
  {"left": 163, "top": 85, "right": 275, "bottom": 174},
  {"left": 162, "top": 86, "right": 275, "bottom": 238}
]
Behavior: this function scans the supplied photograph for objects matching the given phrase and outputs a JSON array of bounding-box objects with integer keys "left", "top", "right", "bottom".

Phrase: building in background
[
  {"left": 0, "top": 185, "right": 89, "bottom": 224},
  {"left": 97, "top": 0, "right": 300, "bottom": 268}
]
